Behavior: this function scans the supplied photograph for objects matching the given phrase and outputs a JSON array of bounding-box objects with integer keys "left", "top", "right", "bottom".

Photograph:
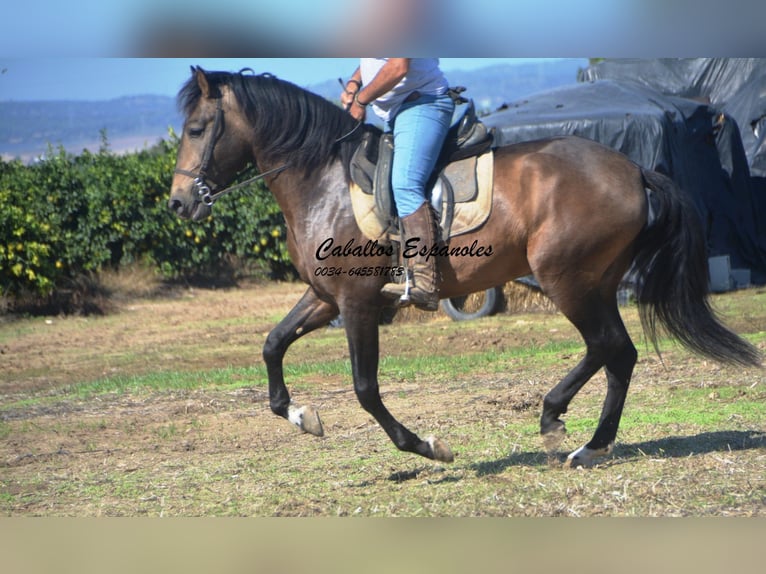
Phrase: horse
[{"left": 168, "top": 67, "right": 761, "bottom": 468}]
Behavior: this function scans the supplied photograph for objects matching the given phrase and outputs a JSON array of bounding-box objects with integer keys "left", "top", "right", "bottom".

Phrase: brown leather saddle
[{"left": 349, "top": 97, "right": 494, "bottom": 239}]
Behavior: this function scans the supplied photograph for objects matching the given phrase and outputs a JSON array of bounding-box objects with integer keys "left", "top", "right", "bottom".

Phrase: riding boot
[{"left": 381, "top": 202, "right": 440, "bottom": 311}]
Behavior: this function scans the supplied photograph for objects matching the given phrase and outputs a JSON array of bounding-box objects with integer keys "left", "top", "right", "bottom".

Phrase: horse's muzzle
[
  {"left": 168, "top": 197, "right": 186, "bottom": 216},
  {"left": 168, "top": 193, "right": 211, "bottom": 221}
]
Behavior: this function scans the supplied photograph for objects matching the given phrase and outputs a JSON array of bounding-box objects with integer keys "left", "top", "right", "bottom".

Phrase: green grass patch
[
  {"left": 4, "top": 319, "right": 757, "bottom": 413},
  {"left": 622, "top": 386, "right": 765, "bottom": 429},
  {"left": 0, "top": 421, "right": 11, "bottom": 440},
  {"left": 1, "top": 339, "right": 585, "bottom": 412}
]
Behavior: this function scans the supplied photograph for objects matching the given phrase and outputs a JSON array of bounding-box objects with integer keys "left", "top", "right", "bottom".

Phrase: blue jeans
[{"left": 389, "top": 93, "right": 455, "bottom": 218}]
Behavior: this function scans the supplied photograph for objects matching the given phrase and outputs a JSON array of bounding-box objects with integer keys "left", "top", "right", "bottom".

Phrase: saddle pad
[{"left": 349, "top": 150, "right": 494, "bottom": 242}]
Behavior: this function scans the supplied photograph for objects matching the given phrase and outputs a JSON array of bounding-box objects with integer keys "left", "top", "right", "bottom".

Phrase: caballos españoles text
[{"left": 315, "top": 237, "right": 494, "bottom": 263}]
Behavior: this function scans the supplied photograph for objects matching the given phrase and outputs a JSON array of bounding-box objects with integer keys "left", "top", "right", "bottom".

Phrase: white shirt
[{"left": 360, "top": 58, "right": 449, "bottom": 122}]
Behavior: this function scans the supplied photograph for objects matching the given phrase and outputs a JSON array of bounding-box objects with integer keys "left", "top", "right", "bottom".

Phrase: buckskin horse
[{"left": 168, "top": 67, "right": 760, "bottom": 468}]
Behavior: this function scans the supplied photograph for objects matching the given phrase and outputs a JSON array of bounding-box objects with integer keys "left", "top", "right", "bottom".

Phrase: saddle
[{"left": 349, "top": 97, "right": 495, "bottom": 243}]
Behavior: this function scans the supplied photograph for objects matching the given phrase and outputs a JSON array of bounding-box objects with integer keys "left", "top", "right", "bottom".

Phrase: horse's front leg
[
  {"left": 343, "top": 305, "right": 454, "bottom": 462},
  {"left": 263, "top": 286, "right": 338, "bottom": 436}
]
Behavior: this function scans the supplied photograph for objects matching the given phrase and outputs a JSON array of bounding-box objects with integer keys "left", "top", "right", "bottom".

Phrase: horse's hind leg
[
  {"left": 342, "top": 305, "right": 454, "bottom": 462},
  {"left": 539, "top": 288, "right": 636, "bottom": 467},
  {"left": 263, "top": 287, "right": 338, "bottom": 436},
  {"left": 564, "top": 323, "right": 637, "bottom": 467}
]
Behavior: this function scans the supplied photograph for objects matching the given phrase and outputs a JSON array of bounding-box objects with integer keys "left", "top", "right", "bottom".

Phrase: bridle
[
  {"left": 173, "top": 97, "right": 290, "bottom": 207},
  {"left": 173, "top": 95, "right": 362, "bottom": 208}
]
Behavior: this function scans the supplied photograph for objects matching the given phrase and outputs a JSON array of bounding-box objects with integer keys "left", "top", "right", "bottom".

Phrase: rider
[{"left": 340, "top": 58, "right": 455, "bottom": 311}]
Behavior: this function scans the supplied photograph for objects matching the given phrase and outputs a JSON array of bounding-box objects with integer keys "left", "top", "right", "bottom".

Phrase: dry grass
[
  {"left": 502, "top": 280, "right": 558, "bottom": 313},
  {"left": 1, "top": 264, "right": 165, "bottom": 318},
  {"left": 395, "top": 279, "right": 556, "bottom": 324},
  {"left": 95, "top": 264, "right": 165, "bottom": 300}
]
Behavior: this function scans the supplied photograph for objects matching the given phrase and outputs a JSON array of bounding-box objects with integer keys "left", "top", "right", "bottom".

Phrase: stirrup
[{"left": 399, "top": 268, "right": 412, "bottom": 304}]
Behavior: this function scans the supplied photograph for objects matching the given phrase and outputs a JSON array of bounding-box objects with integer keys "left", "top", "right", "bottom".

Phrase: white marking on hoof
[
  {"left": 427, "top": 436, "right": 454, "bottom": 463},
  {"left": 564, "top": 443, "right": 614, "bottom": 468},
  {"left": 287, "top": 404, "right": 325, "bottom": 437},
  {"left": 287, "top": 404, "right": 305, "bottom": 427}
]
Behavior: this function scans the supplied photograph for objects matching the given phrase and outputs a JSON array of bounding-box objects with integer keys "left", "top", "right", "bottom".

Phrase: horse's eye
[{"left": 187, "top": 126, "right": 205, "bottom": 138}]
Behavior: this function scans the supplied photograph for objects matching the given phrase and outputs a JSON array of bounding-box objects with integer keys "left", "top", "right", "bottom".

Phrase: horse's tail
[{"left": 632, "top": 169, "right": 761, "bottom": 367}]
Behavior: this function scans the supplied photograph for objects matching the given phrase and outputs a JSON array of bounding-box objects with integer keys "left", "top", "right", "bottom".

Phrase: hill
[
  {"left": 309, "top": 59, "right": 587, "bottom": 114},
  {"left": 0, "top": 60, "right": 586, "bottom": 162},
  {"left": 0, "top": 95, "right": 183, "bottom": 162}
]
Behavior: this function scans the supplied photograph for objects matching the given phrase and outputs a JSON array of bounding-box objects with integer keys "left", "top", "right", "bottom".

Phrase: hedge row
[{"left": 0, "top": 131, "right": 292, "bottom": 299}]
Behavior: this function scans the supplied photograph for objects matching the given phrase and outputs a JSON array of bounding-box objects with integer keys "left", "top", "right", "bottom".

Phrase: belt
[{"left": 404, "top": 91, "right": 421, "bottom": 103}]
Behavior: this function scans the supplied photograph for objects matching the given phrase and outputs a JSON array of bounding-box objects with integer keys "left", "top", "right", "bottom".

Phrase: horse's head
[{"left": 169, "top": 66, "right": 251, "bottom": 221}]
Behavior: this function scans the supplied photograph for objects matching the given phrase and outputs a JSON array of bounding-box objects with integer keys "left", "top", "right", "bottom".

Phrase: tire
[{"left": 440, "top": 286, "right": 503, "bottom": 321}]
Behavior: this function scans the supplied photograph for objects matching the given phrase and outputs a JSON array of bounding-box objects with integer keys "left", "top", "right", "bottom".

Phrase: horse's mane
[{"left": 178, "top": 70, "right": 362, "bottom": 174}]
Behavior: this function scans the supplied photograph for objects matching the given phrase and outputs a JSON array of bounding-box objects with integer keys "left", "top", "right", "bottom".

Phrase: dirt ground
[
  {"left": 1, "top": 281, "right": 764, "bottom": 516},
  {"left": 0, "top": 281, "right": 558, "bottom": 397}
]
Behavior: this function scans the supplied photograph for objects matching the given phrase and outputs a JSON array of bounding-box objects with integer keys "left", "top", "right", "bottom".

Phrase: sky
[
  {"left": 1, "top": 2, "right": 630, "bottom": 57},
  {"left": 2, "top": 1, "right": 761, "bottom": 61},
  {"left": 0, "top": 59, "right": 545, "bottom": 102},
  {"left": 0, "top": 0, "right": 761, "bottom": 102}
]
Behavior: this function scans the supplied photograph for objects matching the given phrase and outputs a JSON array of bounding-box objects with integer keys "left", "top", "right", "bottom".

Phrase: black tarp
[
  {"left": 581, "top": 58, "right": 766, "bottom": 176},
  {"left": 482, "top": 59, "right": 766, "bottom": 285}
]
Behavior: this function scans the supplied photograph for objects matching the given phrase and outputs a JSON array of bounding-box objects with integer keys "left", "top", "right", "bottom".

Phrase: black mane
[{"left": 178, "top": 70, "right": 362, "bottom": 174}]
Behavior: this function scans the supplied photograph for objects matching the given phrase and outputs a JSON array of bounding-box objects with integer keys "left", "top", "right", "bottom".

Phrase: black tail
[{"left": 632, "top": 170, "right": 761, "bottom": 367}]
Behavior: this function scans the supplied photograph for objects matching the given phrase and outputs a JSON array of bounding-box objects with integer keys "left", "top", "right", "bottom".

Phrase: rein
[
  {"left": 176, "top": 162, "right": 290, "bottom": 207},
  {"left": 174, "top": 96, "right": 361, "bottom": 207}
]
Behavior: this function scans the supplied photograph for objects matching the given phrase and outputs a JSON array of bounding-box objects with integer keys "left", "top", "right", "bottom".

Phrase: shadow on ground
[{"left": 471, "top": 430, "right": 766, "bottom": 476}]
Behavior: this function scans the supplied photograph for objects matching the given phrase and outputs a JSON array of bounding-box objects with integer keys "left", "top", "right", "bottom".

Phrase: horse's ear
[{"left": 195, "top": 66, "right": 211, "bottom": 99}]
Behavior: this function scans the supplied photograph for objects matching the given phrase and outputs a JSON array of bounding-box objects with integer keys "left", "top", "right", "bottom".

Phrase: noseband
[
  {"left": 173, "top": 97, "right": 226, "bottom": 206},
  {"left": 173, "top": 97, "right": 289, "bottom": 207}
]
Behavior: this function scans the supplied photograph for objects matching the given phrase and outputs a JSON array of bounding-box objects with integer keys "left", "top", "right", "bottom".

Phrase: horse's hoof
[
  {"left": 541, "top": 421, "right": 567, "bottom": 453},
  {"left": 563, "top": 443, "right": 613, "bottom": 469},
  {"left": 287, "top": 404, "right": 325, "bottom": 437},
  {"left": 301, "top": 406, "right": 324, "bottom": 437},
  {"left": 427, "top": 436, "right": 454, "bottom": 463}
]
